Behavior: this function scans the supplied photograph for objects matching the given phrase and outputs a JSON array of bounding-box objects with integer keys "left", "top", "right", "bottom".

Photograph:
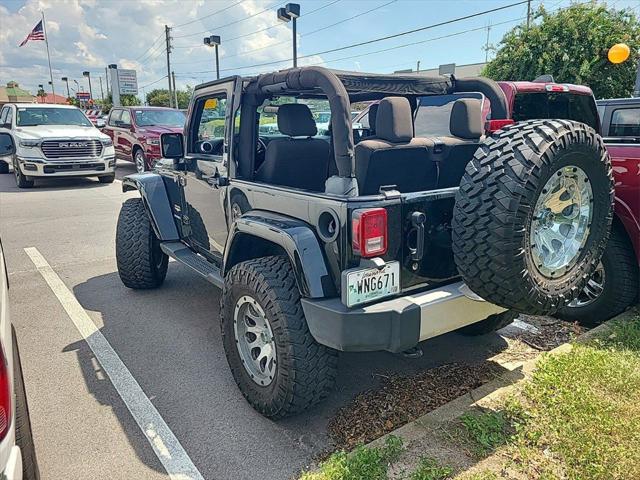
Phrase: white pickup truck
[{"left": 0, "top": 103, "right": 115, "bottom": 188}]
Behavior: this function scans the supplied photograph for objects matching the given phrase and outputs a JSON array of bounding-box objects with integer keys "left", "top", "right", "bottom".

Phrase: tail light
[
  {"left": 0, "top": 345, "right": 11, "bottom": 441},
  {"left": 352, "top": 208, "right": 387, "bottom": 257},
  {"left": 546, "top": 84, "right": 569, "bottom": 92},
  {"left": 487, "top": 119, "right": 515, "bottom": 132}
]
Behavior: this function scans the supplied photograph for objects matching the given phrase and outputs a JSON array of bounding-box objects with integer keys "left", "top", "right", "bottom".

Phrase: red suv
[
  {"left": 103, "top": 106, "right": 185, "bottom": 173},
  {"left": 353, "top": 79, "right": 638, "bottom": 324}
]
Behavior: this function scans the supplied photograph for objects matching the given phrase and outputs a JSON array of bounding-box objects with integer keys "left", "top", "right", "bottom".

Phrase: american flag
[{"left": 19, "top": 20, "right": 45, "bottom": 47}]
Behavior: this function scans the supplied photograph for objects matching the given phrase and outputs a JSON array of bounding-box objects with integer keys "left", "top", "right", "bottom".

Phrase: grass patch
[
  {"left": 409, "top": 456, "right": 453, "bottom": 480},
  {"left": 300, "top": 435, "right": 403, "bottom": 480},
  {"left": 459, "top": 410, "right": 511, "bottom": 457},
  {"left": 459, "top": 316, "right": 640, "bottom": 480}
]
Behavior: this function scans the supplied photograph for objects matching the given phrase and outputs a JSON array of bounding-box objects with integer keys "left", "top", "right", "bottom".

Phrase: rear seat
[{"left": 428, "top": 98, "right": 484, "bottom": 188}]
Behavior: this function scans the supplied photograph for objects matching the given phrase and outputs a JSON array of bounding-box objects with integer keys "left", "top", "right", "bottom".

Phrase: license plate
[{"left": 344, "top": 261, "right": 400, "bottom": 307}]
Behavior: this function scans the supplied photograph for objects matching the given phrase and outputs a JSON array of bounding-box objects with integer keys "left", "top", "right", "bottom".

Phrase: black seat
[
  {"left": 434, "top": 98, "right": 483, "bottom": 188},
  {"left": 255, "top": 103, "right": 330, "bottom": 192},
  {"left": 354, "top": 97, "right": 436, "bottom": 195}
]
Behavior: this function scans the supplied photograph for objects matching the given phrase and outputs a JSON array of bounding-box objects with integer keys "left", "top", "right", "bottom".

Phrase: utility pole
[
  {"left": 485, "top": 22, "right": 492, "bottom": 63},
  {"left": 527, "top": 0, "right": 532, "bottom": 29},
  {"left": 105, "top": 67, "right": 110, "bottom": 96},
  {"left": 416, "top": 60, "right": 420, "bottom": 73},
  {"left": 172, "top": 71, "right": 179, "bottom": 109},
  {"left": 99, "top": 76, "right": 104, "bottom": 100},
  {"left": 165, "top": 25, "right": 173, "bottom": 108}
]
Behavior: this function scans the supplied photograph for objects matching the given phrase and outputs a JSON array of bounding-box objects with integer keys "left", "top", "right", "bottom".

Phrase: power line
[
  {"left": 139, "top": 75, "right": 168, "bottom": 90},
  {"left": 173, "top": 0, "right": 286, "bottom": 39},
  {"left": 173, "top": 0, "right": 247, "bottom": 29},
  {"left": 133, "top": 33, "right": 165, "bottom": 62},
  {"left": 180, "top": 0, "right": 530, "bottom": 75}
]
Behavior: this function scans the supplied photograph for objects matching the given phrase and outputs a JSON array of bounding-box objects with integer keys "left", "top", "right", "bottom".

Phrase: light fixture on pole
[
  {"left": 204, "top": 35, "right": 221, "bottom": 80},
  {"left": 82, "top": 71, "right": 93, "bottom": 100},
  {"left": 61, "top": 76, "right": 70, "bottom": 98},
  {"left": 277, "top": 3, "right": 300, "bottom": 68}
]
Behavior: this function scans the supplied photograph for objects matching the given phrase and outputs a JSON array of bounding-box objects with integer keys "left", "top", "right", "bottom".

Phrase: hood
[
  {"left": 15, "top": 124, "right": 108, "bottom": 141},
  {"left": 137, "top": 125, "right": 183, "bottom": 136}
]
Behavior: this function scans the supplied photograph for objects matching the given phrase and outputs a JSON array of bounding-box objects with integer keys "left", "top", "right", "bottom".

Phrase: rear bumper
[
  {"left": 301, "top": 282, "right": 506, "bottom": 352},
  {"left": 16, "top": 155, "right": 115, "bottom": 177},
  {"left": 2, "top": 446, "right": 22, "bottom": 480}
]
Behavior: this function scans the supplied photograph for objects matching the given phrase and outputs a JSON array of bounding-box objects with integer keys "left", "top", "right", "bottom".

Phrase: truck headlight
[
  {"left": 19, "top": 139, "right": 40, "bottom": 148},
  {"left": 100, "top": 138, "right": 113, "bottom": 147},
  {"left": 145, "top": 138, "right": 160, "bottom": 146}
]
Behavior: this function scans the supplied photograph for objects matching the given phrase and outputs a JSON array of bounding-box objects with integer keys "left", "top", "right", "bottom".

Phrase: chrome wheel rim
[
  {"left": 135, "top": 152, "right": 145, "bottom": 173},
  {"left": 568, "top": 261, "right": 605, "bottom": 307},
  {"left": 233, "top": 296, "right": 277, "bottom": 386},
  {"left": 530, "top": 165, "right": 593, "bottom": 278}
]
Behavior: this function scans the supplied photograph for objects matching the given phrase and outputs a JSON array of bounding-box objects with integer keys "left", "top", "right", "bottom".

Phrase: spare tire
[{"left": 452, "top": 119, "right": 614, "bottom": 315}]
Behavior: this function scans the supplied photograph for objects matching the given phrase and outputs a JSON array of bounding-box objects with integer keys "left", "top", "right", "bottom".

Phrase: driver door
[{"left": 182, "top": 77, "right": 240, "bottom": 260}]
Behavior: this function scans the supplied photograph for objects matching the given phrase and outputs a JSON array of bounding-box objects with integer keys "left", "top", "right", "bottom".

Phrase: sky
[{"left": 1, "top": 0, "right": 639, "bottom": 100}]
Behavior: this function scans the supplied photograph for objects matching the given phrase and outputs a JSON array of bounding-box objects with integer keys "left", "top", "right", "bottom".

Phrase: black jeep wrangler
[{"left": 115, "top": 67, "right": 614, "bottom": 418}]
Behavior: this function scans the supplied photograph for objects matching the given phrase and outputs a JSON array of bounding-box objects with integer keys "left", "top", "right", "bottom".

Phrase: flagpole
[{"left": 41, "top": 10, "right": 55, "bottom": 100}]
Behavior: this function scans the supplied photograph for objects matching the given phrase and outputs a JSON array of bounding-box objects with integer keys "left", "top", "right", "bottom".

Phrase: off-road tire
[
  {"left": 116, "top": 198, "right": 168, "bottom": 289},
  {"left": 98, "top": 173, "right": 116, "bottom": 183},
  {"left": 13, "top": 159, "right": 34, "bottom": 188},
  {"left": 557, "top": 225, "right": 639, "bottom": 326},
  {"left": 220, "top": 256, "right": 338, "bottom": 418},
  {"left": 453, "top": 120, "right": 614, "bottom": 315},
  {"left": 0, "top": 161, "right": 9, "bottom": 174},
  {"left": 12, "top": 328, "right": 40, "bottom": 480},
  {"left": 458, "top": 310, "right": 518, "bottom": 336}
]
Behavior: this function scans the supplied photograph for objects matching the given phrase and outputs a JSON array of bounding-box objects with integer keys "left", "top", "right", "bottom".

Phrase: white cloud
[{"left": 0, "top": 0, "right": 323, "bottom": 98}]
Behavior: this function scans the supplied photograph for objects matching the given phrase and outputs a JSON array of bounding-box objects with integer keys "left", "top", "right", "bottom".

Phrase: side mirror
[
  {"left": 0, "top": 133, "right": 15, "bottom": 156},
  {"left": 161, "top": 132, "right": 184, "bottom": 159}
]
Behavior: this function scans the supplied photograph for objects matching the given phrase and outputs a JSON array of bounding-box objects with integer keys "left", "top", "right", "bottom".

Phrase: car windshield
[
  {"left": 16, "top": 107, "right": 93, "bottom": 127},
  {"left": 134, "top": 109, "right": 186, "bottom": 127},
  {"left": 512, "top": 92, "right": 599, "bottom": 131}
]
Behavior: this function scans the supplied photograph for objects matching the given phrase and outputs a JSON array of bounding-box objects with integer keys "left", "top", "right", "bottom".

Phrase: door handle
[
  {"left": 207, "top": 176, "right": 228, "bottom": 188},
  {"left": 409, "top": 211, "right": 426, "bottom": 262}
]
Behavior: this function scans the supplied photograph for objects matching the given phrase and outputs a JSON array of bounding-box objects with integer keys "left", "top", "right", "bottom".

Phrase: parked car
[
  {"left": 0, "top": 104, "right": 115, "bottom": 188},
  {"left": 0, "top": 131, "right": 40, "bottom": 480},
  {"left": 356, "top": 78, "right": 637, "bottom": 325},
  {"left": 102, "top": 106, "right": 186, "bottom": 173},
  {"left": 114, "top": 68, "right": 613, "bottom": 418}
]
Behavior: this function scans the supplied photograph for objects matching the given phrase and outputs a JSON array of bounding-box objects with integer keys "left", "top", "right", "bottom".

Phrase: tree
[
  {"left": 146, "top": 86, "right": 193, "bottom": 109},
  {"left": 100, "top": 93, "right": 141, "bottom": 113},
  {"left": 483, "top": 4, "right": 640, "bottom": 99}
]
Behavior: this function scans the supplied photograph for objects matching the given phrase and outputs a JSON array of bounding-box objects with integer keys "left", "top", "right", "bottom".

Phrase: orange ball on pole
[{"left": 608, "top": 43, "right": 631, "bottom": 64}]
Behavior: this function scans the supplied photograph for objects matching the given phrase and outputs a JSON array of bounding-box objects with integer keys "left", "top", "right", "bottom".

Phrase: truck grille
[{"left": 41, "top": 140, "right": 103, "bottom": 159}]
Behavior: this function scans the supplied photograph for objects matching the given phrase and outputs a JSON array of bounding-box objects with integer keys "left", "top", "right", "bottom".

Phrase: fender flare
[
  {"left": 223, "top": 211, "right": 336, "bottom": 299},
  {"left": 122, "top": 173, "right": 180, "bottom": 241}
]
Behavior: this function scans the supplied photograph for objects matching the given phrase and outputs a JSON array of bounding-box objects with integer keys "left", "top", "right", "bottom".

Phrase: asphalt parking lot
[{"left": 0, "top": 161, "right": 511, "bottom": 480}]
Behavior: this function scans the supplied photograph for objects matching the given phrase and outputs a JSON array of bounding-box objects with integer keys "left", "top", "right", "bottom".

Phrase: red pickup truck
[
  {"left": 354, "top": 80, "right": 639, "bottom": 324},
  {"left": 102, "top": 106, "right": 185, "bottom": 173}
]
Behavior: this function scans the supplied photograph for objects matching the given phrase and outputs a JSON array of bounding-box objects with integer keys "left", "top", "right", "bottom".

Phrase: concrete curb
[{"left": 362, "top": 308, "right": 639, "bottom": 473}]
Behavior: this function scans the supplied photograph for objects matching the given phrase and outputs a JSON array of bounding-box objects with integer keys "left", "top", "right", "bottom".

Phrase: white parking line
[{"left": 24, "top": 247, "right": 204, "bottom": 480}]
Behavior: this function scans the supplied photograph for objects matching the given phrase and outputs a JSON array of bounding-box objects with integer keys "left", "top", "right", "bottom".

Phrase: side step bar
[{"left": 160, "top": 241, "right": 224, "bottom": 288}]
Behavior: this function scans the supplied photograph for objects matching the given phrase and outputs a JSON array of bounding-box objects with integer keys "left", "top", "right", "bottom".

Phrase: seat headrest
[
  {"left": 376, "top": 97, "right": 413, "bottom": 143},
  {"left": 277, "top": 103, "right": 317, "bottom": 137},
  {"left": 368, "top": 103, "right": 379, "bottom": 131},
  {"left": 450, "top": 99, "right": 483, "bottom": 139}
]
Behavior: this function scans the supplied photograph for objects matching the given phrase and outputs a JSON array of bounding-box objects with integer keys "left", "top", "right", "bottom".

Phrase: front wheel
[
  {"left": 134, "top": 149, "right": 147, "bottom": 174},
  {"left": 557, "top": 226, "right": 639, "bottom": 326},
  {"left": 98, "top": 173, "right": 115, "bottom": 184},
  {"left": 13, "top": 159, "right": 34, "bottom": 188},
  {"left": 0, "top": 161, "right": 9, "bottom": 174},
  {"left": 220, "top": 256, "right": 338, "bottom": 418},
  {"left": 116, "top": 198, "right": 168, "bottom": 289}
]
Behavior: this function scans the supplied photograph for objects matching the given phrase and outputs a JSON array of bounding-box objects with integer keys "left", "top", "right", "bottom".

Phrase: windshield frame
[{"left": 16, "top": 107, "right": 93, "bottom": 127}]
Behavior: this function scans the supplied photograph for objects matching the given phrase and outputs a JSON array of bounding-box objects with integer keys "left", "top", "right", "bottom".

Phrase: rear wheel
[
  {"left": 453, "top": 120, "right": 614, "bottom": 315},
  {"left": 116, "top": 198, "right": 168, "bottom": 289},
  {"left": 220, "top": 256, "right": 337, "bottom": 418},
  {"left": 557, "top": 226, "right": 639, "bottom": 326},
  {"left": 0, "top": 161, "right": 9, "bottom": 174},
  {"left": 12, "top": 328, "right": 40, "bottom": 480}
]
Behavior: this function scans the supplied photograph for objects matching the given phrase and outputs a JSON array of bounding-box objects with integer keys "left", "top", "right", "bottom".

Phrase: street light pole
[
  {"left": 277, "top": 3, "right": 300, "bottom": 68},
  {"left": 83, "top": 71, "right": 93, "bottom": 100},
  {"left": 61, "top": 76, "right": 70, "bottom": 98},
  {"left": 204, "top": 35, "right": 221, "bottom": 80}
]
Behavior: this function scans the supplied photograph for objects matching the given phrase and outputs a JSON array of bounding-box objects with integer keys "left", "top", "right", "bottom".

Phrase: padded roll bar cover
[
  {"left": 452, "top": 76, "right": 509, "bottom": 120},
  {"left": 256, "top": 67, "right": 355, "bottom": 182}
]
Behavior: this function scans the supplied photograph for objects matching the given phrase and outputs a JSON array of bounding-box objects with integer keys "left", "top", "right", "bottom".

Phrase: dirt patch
[
  {"left": 503, "top": 315, "right": 585, "bottom": 350},
  {"left": 327, "top": 362, "right": 503, "bottom": 451}
]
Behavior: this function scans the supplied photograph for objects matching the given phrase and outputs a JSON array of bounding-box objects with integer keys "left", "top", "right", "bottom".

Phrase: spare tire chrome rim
[
  {"left": 233, "top": 296, "right": 276, "bottom": 386},
  {"left": 568, "top": 261, "right": 605, "bottom": 307},
  {"left": 530, "top": 165, "right": 593, "bottom": 278}
]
